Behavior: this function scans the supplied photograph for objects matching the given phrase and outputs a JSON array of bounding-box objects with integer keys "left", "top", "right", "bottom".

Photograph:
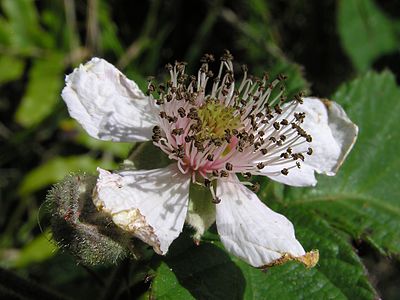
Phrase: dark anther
[
  {"left": 280, "top": 152, "right": 289, "bottom": 159},
  {"left": 212, "top": 197, "right": 221, "bottom": 204},
  {"left": 178, "top": 107, "right": 186, "bottom": 118},
  {"left": 280, "top": 119, "right": 289, "bottom": 126},
  {"left": 296, "top": 161, "right": 301, "bottom": 169},
  {"left": 207, "top": 154, "right": 214, "bottom": 161},
  {"left": 294, "top": 92, "right": 304, "bottom": 104},
  {"left": 260, "top": 148, "right": 268, "bottom": 155},
  {"left": 241, "top": 172, "right": 251, "bottom": 179},
  {"left": 274, "top": 104, "right": 283, "bottom": 114},
  {"left": 307, "top": 147, "right": 313, "bottom": 155},
  {"left": 204, "top": 179, "right": 211, "bottom": 188},
  {"left": 251, "top": 182, "right": 260, "bottom": 193},
  {"left": 165, "top": 63, "right": 173, "bottom": 70},
  {"left": 273, "top": 122, "right": 280, "bottom": 130},
  {"left": 257, "top": 162, "right": 265, "bottom": 169},
  {"left": 225, "top": 162, "right": 233, "bottom": 171},
  {"left": 152, "top": 126, "right": 161, "bottom": 133},
  {"left": 171, "top": 128, "right": 184, "bottom": 136},
  {"left": 306, "top": 135, "right": 312, "bottom": 142},
  {"left": 277, "top": 74, "right": 287, "bottom": 81},
  {"left": 220, "top": 170, "right": 229, "bottom": 177},
  {"left": 281, "top": 168, "right": 289, "bottom": 175}
]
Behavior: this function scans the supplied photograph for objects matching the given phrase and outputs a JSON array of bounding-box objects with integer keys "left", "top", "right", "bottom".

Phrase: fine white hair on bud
[{"left": 46, "top": 174, "right": 135, "bottom": 266}]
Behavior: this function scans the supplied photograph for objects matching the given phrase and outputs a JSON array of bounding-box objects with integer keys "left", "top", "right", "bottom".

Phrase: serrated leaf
[
  {"left": 285, "top": 71, "right": 400, "bottom": 255},
  {"left": 18, "top": 156, "right": 116, "bottom": 196},
  {"left": 337, "top": 0, "right": 398, "bottom": 72},
  {"left": 15, "top": 52, "right": 64, "bottom": 126},
  {"left": 151, "top": 215, "right": 376, "bottom": 300}
]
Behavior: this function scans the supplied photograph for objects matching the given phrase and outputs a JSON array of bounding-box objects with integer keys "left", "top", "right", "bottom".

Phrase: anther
[
  {"left": 257, "top": 162, "right": 265, "bottom": 169},
  {"left": 307, "top": 147, "right": 313, "bottom": 155},
  {"left": 212, "top": 197, "right": 221, "bottom": 204},
  {"left": 204, "top": 178, "right": 211, "bottom": 188},
  {"left": 225, "top": 162, "right": 233, "bottom": 171},
  {"left": 273, "top": 122, "right": 280, "bottom": 130},
  {"left": 280, "top": 119, "right": 289, "bottom": 126},
  {"left": 152, "top": 126, "right": 161, "bottom": 133},
  {"left": 280, "top": 152, "right": 289, "bottom": 159},
  {"left": 251, "top": 182, "right": 260, "bottom": 193},
  {"left": 178, "top": 107, "right": 186, "bottom": 118},
  {"left": 260, "top": 148, "right": 268, "bottom": 155},
  {"left": 220, "top": 170, "right": 229, "bottom": 177},
  {"left": 207, "top": 154, "right": 214, "bottom": 161},
  {"left": 171, "top": 128, "right": 184, "bottom": 135},
  {"left": 281, "top": 168, "right": 289, "bottom": 175},
  {"left": 274, "top": 104, "right": 283, "bottom": 114},
  {"left": 243, "top": 172, "right": 252, "bottom": 179}
]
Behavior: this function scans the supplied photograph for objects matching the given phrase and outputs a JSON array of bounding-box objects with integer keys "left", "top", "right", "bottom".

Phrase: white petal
[
  {"left": 93, "top": 165, "right": 190, "bottom": 254},
  {"left": 298, "top": 97, "right": 358, "bottom": 176},
  {"left": 62, "top": 57, "right": 158, "bottom": 142},
  {"left": 260, "top": 162, "right": 317, "bottom": 187},
  {"left": 215, "top": 175, "right": 307, "bottom": 267},
  {"left": 259, "top": 97, "right": 357, "bottom": 186}
]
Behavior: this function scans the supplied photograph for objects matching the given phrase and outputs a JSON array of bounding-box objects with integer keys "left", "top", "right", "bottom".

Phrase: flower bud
[{"left": 46, "top": 174, "right": 134, "bottom": 266}]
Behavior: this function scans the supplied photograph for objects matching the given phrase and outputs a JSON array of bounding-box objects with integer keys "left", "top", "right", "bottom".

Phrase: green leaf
[
  {"left": 60, "top": 119, "right": 132, "bottom": 158},
  {"left": 286, "top": 71, "right": 400, "bottom": 255},
  {"left": 337, "top": 0, "right": 398, "bottom": 72},
  {"left": 150, "top": 234, "right": 246, "bottom": 299},
  {"left": 0, "top": 55, "right": 24, "bottom": 84},
  {"left": 151, "top": 262, "right": 194, "bottom": 300},
  {"left": 18, "top": 156, "right": 116, "bottom": 196},
  {"left": 151, "top": 213, "right": 376, "bottom": 300},
  {"left": 254, "top": 207, "right": 376, "bottom": 300},
  {"left": 2, "top": 0, "right": 52, "bottom": 51},
  {"left": 15, "top": 52, "right": 64, "bottom": 126},
  {"left": 10, "top": 232, "right": 58, "bottom": 269}
]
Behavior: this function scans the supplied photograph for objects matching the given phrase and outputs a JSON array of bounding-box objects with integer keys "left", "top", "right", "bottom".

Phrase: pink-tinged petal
[
  {"left": 93, "top": 165, "right": 190, "bottom": 254},
  {"left": 215, "top": 175, "right": 317, "bottom": 268},
  {"left": 62, "top": 57, "right": 157, "bottom": 142}
]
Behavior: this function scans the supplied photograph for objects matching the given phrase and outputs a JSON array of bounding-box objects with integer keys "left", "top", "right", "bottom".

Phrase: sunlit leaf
[
  {"left": 11, "top": 232, "right": 58, "bottom": 269},
  {"left": 2, "top": 0, "right": 52, "bottom": 50},
  {"left": 0, "top": 55, "right": 24, "bottom": 84},
  {"left": 15, "top": 52, "right": 64, "bottom": 126},
  {"left": 19, "top": 156, "right": 116, "bottom": 196}
]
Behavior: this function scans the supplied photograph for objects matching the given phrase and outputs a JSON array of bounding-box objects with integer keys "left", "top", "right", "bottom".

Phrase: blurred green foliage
[{"left": 1, "top": 0, "right": 400, "bottom": 299}]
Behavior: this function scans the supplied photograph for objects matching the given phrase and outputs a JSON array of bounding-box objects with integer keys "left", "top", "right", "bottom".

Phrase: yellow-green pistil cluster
[{"left": 196, "top": 100, "right": 241, "bottom": 141}]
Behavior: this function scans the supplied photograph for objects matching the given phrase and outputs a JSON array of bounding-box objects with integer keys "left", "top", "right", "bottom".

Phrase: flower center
[
  {"left": 148, "top": 51, "right": 313, "bottom": 201},
  {"left": 196, "top": 100, "right": 241, "bottom": 141}
]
